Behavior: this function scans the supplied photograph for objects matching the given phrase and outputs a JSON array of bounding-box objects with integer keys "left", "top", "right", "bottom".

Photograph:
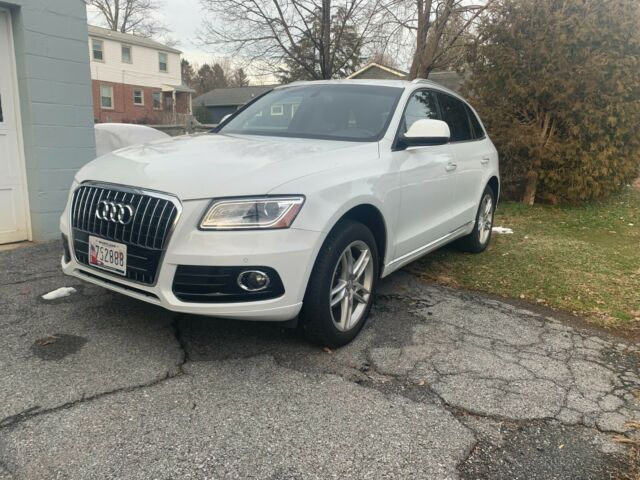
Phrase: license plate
[{"left": 88, "top": 236, "right": 127, "bottom": 276}]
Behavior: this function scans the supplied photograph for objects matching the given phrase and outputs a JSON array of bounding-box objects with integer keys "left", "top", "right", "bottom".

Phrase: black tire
[
  {"left": 455, "top": 186, "right": 496, "bottom": 253},
  {"left": 301, "top": 220, "right": 379, "bottom": 348}
]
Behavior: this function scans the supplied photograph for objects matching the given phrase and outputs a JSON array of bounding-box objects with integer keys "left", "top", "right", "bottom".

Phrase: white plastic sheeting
[
  {"left": 95, "top": 123, "right": 171, "bottom": 157},
  {"left": 42, "top": 287, "right": 77, "bottom": 300}
]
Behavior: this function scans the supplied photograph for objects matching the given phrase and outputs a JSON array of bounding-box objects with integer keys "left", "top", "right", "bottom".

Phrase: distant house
[
  {"left": 0, "top": 0, "right": 96, "bottom": 244},
  {"left": 192, "top": 85, "right": 277, "bottom": 124},
  {"left": 88, "top": 26, "right": 194, "bottom": 124},
  {"left": 347, "top": 62, "right": 463, "bottom": 92}
]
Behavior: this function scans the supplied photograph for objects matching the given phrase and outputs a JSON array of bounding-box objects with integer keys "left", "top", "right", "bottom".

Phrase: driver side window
[{"left": 401, "top": 90, "right": 438, "bottom": 135}]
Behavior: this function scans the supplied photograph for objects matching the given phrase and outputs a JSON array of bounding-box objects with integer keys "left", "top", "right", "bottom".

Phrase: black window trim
[
  {"left": 392, "top": 87, "right": 486, "bottom": 150},
  {"left": 464, "top": 102, "right": 486, "bottom": 141},
  {"left": 391, "top": 87, "right": 442, "bottom": 151},
  {"left": 436, "top": 91, "right": 486, "bottom": 144}
]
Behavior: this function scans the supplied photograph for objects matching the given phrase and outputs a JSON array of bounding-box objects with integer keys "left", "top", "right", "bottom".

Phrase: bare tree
[
  {"left": 199, "top": 0, "right": 395, "bottom": 80},
  {"left": 86, "top": 0, "right": 169, "bottom": 38},
  {"left": 386, "top": 0, "right": 493, "bottom": 79}
]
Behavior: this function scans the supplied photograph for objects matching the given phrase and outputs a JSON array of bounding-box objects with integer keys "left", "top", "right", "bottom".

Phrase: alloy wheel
[
  {"left": 477, "top": 194, "right": 493, "bottom": 245},
  {"left": 329, "top": 240, "right": 375, "bottom": 332}
]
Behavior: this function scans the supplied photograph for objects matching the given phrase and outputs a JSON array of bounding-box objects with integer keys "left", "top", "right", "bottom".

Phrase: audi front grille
[{"left": 70, "top": 183, "right": 180, "bottom": 285}]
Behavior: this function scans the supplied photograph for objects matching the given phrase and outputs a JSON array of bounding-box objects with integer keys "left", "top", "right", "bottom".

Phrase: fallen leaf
[
  {"left": 37, "top": 336, "right": 59, "bottom": 347},
  {"left": 322, "top": 347, "right": 332, "bottom": 354}
]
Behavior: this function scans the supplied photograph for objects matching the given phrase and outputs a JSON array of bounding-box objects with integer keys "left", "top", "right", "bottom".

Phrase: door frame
[{"left": 0, "top": 6, "right": 32, "bottom": 242}]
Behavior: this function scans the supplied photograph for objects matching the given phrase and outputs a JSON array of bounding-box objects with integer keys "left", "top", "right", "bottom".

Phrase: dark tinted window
[
  {"left": 220, "top": 84, "right": 403, "bottom": 142},
  {"left": 400, "top": 90, "right": 439, "bottom": 134},
  {"left": 465, "top": 104, "right": 485, "bottom": 139},
  {"left": 437, "top": 93, "right": 473, "bottom": 142}
]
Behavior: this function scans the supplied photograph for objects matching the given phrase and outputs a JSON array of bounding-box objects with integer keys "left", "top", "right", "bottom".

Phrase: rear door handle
[
  {"left": 481, "top": 156, "right": 490, "bottom": 165},
  {"left": 445, "top": 163, "right": 457, "bottom": 172}
]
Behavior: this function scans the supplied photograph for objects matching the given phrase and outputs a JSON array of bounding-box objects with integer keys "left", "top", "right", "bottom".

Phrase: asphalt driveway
[{"left": 0, "top": 243, "right": 638, "bottom": 479}]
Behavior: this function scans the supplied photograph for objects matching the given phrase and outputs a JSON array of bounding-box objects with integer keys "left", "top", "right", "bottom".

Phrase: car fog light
[{"left": 237, "top": 270, "right": 271, "bottom": 292}]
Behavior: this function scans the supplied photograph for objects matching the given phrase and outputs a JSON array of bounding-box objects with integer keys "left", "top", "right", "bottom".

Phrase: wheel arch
[
  {"left": 326, "top": 203, "right": 388, "bottom": 275},
  {"left": 487, "top": 176, "right": 500, "bottom": 204}
]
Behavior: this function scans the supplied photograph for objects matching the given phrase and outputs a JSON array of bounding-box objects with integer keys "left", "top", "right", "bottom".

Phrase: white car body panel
[
  {"left": 77, "top": 134, "right": 378, "bottom": 200},
  {"left": 61, "top": 79, "right": 499, "bottom": 321}
]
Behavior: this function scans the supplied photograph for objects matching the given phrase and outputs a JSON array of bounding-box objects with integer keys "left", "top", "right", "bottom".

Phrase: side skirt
[{"left": 381, "top": 222, "right": 474, "bottom": 277}]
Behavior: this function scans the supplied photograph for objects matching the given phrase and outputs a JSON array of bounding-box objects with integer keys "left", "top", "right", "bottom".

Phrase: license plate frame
[{"left": 88, "top": 236, "right": 127, "bottom": 276}]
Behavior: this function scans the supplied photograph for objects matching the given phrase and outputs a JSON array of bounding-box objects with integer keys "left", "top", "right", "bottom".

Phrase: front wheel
[
  {"left": 456, "top": 186, "right": 495, "bottom": 253},
  {"left": 301, "top": 220, "right": 379, "bottom": 348}
]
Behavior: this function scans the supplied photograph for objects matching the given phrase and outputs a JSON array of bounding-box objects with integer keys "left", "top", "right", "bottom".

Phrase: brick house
[{"left": 88, "top": 25, "right": 193, "bottom": 124}]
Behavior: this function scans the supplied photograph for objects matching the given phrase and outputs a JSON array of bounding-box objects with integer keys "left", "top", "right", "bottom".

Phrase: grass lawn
[{"left": 411, "top": 185, "right": 640, "bottom": 332}]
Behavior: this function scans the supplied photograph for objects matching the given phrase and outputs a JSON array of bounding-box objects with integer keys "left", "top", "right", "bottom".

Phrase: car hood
[{"left": 75, "top": 133, "right": 378, "bottom": 200}]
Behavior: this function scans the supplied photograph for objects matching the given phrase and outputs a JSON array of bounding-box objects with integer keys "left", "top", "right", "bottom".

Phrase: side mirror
[{"left": 398, "top": 119, "right": 450, "bottom": 149}]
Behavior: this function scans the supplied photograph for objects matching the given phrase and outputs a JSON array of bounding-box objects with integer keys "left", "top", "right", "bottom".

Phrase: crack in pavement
[
  {"left": 170, "top": 315, "right": 190, "bottom": 373},
  {"left": 0, "top": 370, "right": 182, "bottom": 432},
  {"left": 366, "top": 274, "right": 640, "bottom": 435},
  {"left": 0, "top": 244, "right": 638, "bottom": 479},
  {"left": 0, "top": 314, "right": 192, "bottom": 433}
]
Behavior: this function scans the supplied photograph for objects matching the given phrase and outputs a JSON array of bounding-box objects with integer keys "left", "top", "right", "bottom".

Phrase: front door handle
[
  {"left": 445, "top": 163, "right": 457, "bottom": 172},
  {"left": 481, "top": 156, "right": 490, "bottom": 165}
]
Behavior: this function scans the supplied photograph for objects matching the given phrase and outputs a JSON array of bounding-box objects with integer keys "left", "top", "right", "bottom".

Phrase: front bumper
[{"left": 60, "top": 198, "right": 325, "bottom": 321}]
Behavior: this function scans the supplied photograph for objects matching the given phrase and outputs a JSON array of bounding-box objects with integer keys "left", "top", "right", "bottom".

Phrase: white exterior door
[{"left": 0, "top": 10, "right": 29, "bottom": 244}]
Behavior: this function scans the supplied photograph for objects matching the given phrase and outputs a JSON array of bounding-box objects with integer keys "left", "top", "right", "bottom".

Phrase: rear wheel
[
  {"left": 456, "top": 186, "right": 495, "bottom": 253},
  {"left": 301, "top": 220, "right": 378, "bottom": 348}
]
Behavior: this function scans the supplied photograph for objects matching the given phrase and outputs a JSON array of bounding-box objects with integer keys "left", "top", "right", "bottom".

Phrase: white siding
[
  {"left": 3, "top": 0, "right": 96, "bottom": 241},
  {"left": 89, "top": 36, "right": 181, "bottom": 88}
]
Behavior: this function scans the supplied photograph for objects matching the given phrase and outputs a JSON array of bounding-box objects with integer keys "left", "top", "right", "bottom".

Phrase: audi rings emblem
[{"left": 95, "top": 200, "right": 134, "bottom": 225}]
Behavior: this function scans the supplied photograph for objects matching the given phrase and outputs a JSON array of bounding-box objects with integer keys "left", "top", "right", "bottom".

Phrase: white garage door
[{"left": 0, "top": 9, "right": 29, "bottom": 244}]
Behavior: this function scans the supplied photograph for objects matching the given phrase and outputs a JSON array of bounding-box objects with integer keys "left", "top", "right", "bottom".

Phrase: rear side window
[
  {"left": 465, "top": 104, "right": 485, "bottom": 139},
  {"left": 401, "top": 90, "right": 439, "bottom": 134},
  {"left": 437, "top": 93, "right": 473, "bottom": 142}
]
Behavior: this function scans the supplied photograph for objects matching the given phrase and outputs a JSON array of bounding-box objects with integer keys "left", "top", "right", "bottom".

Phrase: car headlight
[{"left": 200, "top": 196, "right": 305, "bottom": 230}]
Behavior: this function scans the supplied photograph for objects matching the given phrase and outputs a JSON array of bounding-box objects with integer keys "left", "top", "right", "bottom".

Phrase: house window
[
  {"left": 291, "top": 103, "right": 299, "bottom": 118},
  {"left": 159, "top": 52, "right": 168, "bottom": 72},
  {"left": 92, "top": 39, "right": 104, "bottom": 61},
  {"left": 152, "top": 92, "right": 162, "bottom": 110},
  {"left": 271, "top": 104, "right": 283, "bottom": 116},
  {"left": 100, "top": 85, "right": 113, "bottom": 109},
  {"left": 121, "top": 45, "right": 132, "bottom": 63},
  {"left": 133, "top": 89, "right": 144, "bottom": 105}
]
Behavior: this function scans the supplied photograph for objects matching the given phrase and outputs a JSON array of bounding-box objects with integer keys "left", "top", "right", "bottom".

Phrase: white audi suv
[{"left": 60, "top": 79, "right": 499, "bottom": 347}]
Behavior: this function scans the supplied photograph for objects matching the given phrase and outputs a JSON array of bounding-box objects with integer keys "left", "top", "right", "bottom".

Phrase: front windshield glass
[{"left": 218, "top": 84, "right": 403, "bottom": 142}]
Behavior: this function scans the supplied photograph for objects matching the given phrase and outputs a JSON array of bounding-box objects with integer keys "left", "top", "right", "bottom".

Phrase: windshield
[{"left": 218, "top": 84, "right": 403, "bottom": 142}]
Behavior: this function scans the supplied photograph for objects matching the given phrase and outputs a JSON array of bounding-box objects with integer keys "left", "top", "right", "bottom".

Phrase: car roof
[{"left": 280, "top": 78, "right": 461, "bottom": 99}]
